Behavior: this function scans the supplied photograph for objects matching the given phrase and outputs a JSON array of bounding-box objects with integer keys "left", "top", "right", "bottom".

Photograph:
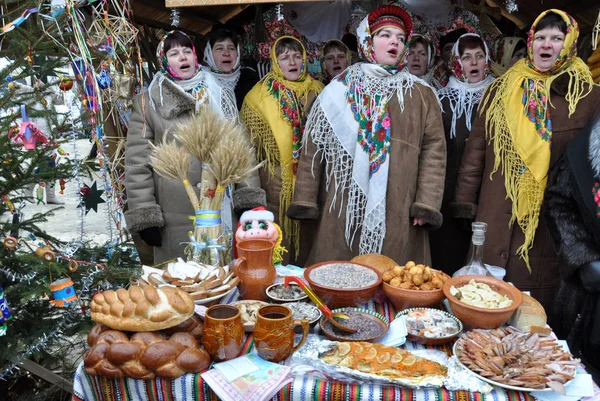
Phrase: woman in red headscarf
[{"left": 288, "top": 5, "right": 446, "bottom": 265}]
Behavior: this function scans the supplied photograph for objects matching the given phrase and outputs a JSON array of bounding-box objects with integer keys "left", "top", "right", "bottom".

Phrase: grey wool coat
[{"left": 125, "top": 77, "right": 265, "bottom": 263}]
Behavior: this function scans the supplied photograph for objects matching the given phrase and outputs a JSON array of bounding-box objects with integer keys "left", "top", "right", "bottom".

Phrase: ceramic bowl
[
  {"left": 230, "top": 300, "right": 269, "bottom": 332},
  {"left": 319, "top": 307, "right": 389, "bottom": 342},
  {"left": 395, "top": 307, "right": 463, "bottom": 345},
  {"left": 382, "top": 281, "right": 445, "bottom": 311},
  {"left": 304, "top": 261, "right": 382, "bottom": 309},
  {"left": 442, "top": 275, "right": 523, "bottom": 329},
  {"left": 282, "top": 302, "right": 321, "bottom": 327},
  {"left": 265, "top": 283, "right": 308, "bottom": 303}
]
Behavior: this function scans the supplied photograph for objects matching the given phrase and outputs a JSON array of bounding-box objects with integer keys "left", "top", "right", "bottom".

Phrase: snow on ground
[{"left": 10, "top": 139, "right": 124, "bottom": 248}]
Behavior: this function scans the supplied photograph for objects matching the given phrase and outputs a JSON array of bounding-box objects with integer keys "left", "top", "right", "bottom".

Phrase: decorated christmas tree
[{"left": 0, "top": 2, "right": 140, "bottom": 398}]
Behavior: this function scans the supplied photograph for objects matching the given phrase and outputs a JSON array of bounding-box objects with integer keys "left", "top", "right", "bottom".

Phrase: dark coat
[
  {"left": 453, "top": 77, "right": 600, "bottom": 313},
  {"left": 430, "top": 97, "right": 474, "bottom": 275},
  {"left": 544, "top": 113, "right": 600, "bottom": 383},
  {"left": 235, "top": 67, "right": 260, "bottom": 111}
]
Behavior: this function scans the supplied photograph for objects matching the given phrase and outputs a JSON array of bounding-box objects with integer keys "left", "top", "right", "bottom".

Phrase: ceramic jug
[
  {"left": 233, "top": 239, "right": 276, "bottom": 301},
  {"left": 254, "top": 305, "right": 310, "bottom": 362},
  {"left": 202, "top": 305, "right": 244, "bottom": 362}
]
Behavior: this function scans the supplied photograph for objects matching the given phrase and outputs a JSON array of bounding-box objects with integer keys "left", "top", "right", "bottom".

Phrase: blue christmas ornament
[
  {"left": 0, "top": 284, "right": 12, "bottom": 336},
  {"left": 97, "top": 69, "right": 113, "bottom": 89},
  {"left": 5, "top": 76, "right": 12, "bottom": 82}
]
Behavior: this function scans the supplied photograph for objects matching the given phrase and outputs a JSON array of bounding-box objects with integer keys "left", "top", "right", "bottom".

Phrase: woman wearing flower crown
[
  {"left": 430, "top": 33, "right": 494, "bottom": 275},
  {"left": 241, "top": 36, "right": 324, "bottom": 266},
  {"left": 125, "top": 31, "right": 264, "bottom": 263},
  {"left": 287, "top": 5, "right": 445, "bottom": 265},
  {"left": 453, "top": 10, "right": 600, "bottom": 313}
]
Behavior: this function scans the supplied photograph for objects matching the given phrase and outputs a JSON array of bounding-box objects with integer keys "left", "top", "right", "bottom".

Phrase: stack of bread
[
  {"left": 508, "top": 292, "right": 551, "bottom": 336},
  {"left": 84, "top": 286, "right": 211, "bottom": 379}
]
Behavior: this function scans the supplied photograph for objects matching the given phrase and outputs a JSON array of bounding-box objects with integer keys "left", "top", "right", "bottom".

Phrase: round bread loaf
[{"left": 351, "top": 254, "right": 399, "bottom": 275}]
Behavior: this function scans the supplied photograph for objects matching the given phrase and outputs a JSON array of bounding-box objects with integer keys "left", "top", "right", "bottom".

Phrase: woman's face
[
  {"left": 212, "top": 38, "right": 238, "bottom": 73},
  {"left": 323, "top": 48, "right": 348, "bottom": 77},
  {"left": 277, "top": 48, "right": 303, "bottom": 81},
  {"left": 407, "top": 42, "right": 428, "bottom": 76},
  {"left": 508, "top": 46, "right": 526, "bottom": 69},
  {"left": 532, "top": 26, "right": 565, "bottom": 72},
  {"left": 460, "top": 46, "right": 486, "bottom": 83},
  {"left": 372, "top": 27, "right": 406, "bottom": 66},
  {"left": 166, "top": 45, "right": 196, "bottom": 79}
]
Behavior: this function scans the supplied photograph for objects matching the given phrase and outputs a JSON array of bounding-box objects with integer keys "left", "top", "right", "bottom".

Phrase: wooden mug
[
  {"left": 202, "top": 305, "right": 244, "bottom": 362},
  {"left": 254, "top": 305, "right": 309, "bottom": 362}
]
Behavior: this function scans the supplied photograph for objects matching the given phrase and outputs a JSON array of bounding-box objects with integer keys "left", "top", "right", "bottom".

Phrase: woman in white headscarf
[
  {"left": 430, "top": 33, "right": 494, "bottom": 274},
  {"left": 287, "top": 5, "right": 446, "bottom": 265},
  {"left": 203, "top": 28, "right": 259, "bottom": 111}
]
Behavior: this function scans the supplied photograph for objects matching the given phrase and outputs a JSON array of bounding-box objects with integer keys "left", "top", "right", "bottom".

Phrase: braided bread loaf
[
  {"left": 84, "top": 322, "right": 210, "bottom": 379},
  {"left": 90, "top": 286, "right": 194, "bottom": 331}
]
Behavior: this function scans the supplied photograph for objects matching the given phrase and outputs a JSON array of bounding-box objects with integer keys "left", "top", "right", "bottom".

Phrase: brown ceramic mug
[
  {"left": 202, "top": 305, "right": 244, "bottom": 362},
  {"left": 254, "top": 305, "right": 310, "bottom": 362}
]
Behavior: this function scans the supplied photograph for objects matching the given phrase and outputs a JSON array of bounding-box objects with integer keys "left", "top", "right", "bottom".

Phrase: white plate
[
  {"left": 453, "top": 341, "right": 574, "bottom": 392},
  {"left": 193, "top": 286, "right": 237, "bottom": 305}
]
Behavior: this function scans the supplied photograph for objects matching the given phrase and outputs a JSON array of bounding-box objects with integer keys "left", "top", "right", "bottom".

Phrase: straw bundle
[
  {"left": 149, "top": 138, "right": 200, "bottom": 210},
  {"left": 157, "top": 111, "right": 262, "bottom": 265}
]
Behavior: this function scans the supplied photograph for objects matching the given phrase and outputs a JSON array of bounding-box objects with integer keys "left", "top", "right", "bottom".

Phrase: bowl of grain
[
  {"left": 266, "top": 283, "right": 308, "bottom": 303},
  {"left": 282, "top": 302, "right": 321, "bottom": 327},
  {"left": 304, "top": 261, "right": 382, "bottom": 309}
]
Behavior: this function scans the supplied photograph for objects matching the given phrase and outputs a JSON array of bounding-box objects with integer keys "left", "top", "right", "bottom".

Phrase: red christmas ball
[{"left": 58, "top": 78, "right": 73, "bottom": 91}]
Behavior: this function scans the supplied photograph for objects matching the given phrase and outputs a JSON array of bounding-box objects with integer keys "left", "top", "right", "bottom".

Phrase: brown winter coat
[
  {"left": 125, "top": 78, "right": 264, "bottom": 263},
  {"left": 430, "top": 98, "right": 474, "bottom": 275},
  {"left": 453, "top": 77, "right": 600, "bottom": 313},
  {"left": 289, "top": 83, "right": 446, "bottom": 266}
]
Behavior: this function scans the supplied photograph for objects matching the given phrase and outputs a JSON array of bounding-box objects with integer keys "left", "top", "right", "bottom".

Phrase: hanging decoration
[
  {"left": 1, "top": 195, "right": 15, "bottom": 214},
  {"left": 36, "top": 183, "right": 46, "bottom": 205},
  {"left": 79, "top": 182, "right": 105, "bottom": 214},
  {"left": 58, "top": 77, "right": 74, "bottom": 91},
  {"left": 49, "top": 278, "right": 78, "bottom": 307},
  {"left": 0, "top": 285, "right": 12, "bottom": 336},
  {"left": 8, "top": 105, "right": 50, "bottom": 150},
  {"left": 171, "top": 8, "right": 181, "bottom": 27},
  {"left": 505, "top": 0, "right": 518, "bottom": 14},
  {"left": 35, "top": 245, "right": 56, "bottom": 262},
  {"left": 0, "top": 7, "right": 38, "bottom": 35}
]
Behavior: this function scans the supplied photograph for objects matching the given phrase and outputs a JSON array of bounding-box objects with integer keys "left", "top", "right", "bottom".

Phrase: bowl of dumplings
[
  {"left": 381, "top": 261, "right": 450, "bottom": 310},
  {"left": 442, "top": 275, "right": 522, "bottom": 329}
]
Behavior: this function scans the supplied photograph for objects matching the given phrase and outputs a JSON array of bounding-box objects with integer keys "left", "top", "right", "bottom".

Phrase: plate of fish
[{"left": 395, "top": 308, "right": 462, "bottom": 345}]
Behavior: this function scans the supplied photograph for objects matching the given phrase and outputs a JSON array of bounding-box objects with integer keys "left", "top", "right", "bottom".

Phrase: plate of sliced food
[
  {"left": 139, "top": 259, "right": 240, "bottom": 304},
  {"left": 453, "top": 327, "right": 578, "bottom": 393}
]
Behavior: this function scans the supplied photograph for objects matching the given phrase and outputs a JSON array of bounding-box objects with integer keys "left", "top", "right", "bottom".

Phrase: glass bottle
[{"left": 453, "top": 222, "right": 493, "bottom": 277}]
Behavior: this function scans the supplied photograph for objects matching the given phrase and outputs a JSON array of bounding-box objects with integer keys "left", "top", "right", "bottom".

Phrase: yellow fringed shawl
[
  {"left": 240, "top": 36, "right": 324, "bottom": 257},
  {"left": 480, "top": 9, "right": 594, "bottom": 271}
]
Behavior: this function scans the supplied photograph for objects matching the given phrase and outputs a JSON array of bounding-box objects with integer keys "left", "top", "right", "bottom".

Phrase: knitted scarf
[
  {"left": 480, "top": 9, "right": 594, "bottom": 271},
  {"left": 240, "top": 36, "right": 323, "bottom": 256},
  {"left": 438, "top": 33, "right": 494, "bottom": 139}
]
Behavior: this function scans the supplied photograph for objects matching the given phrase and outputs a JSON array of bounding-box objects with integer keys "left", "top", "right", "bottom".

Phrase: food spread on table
[
  {"left": 455, "top": 327, "right": 578, "bottom": 390},
  {"left": 320, "top": 342, "right": 448, "bottom": 379},
  {"left": 382, "top": 261, "right": 450, "bottom": 290},
  {"left": 449, "top": 279, "right": 513, "bottom": 308},
  {"left": 403, "top": 309, "right": 461, "bottom": 338}
]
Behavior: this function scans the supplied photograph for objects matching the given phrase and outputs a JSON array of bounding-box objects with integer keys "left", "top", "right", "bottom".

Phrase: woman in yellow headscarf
[
  {"left": 241, "top": 36, "right": 324, "bottom": 265},
  {"left": 453, "top": 10, "right": 600, "bottom": 314}
]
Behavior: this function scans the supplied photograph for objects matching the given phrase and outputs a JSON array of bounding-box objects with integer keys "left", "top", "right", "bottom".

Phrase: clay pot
[
  {"left": 202, "top": 305, "right": 244, "bottom": 362},
  {"left": 304, "top": 261, "right": 382, "bottom": 309},
  {"left": 382, "top": 282, "right": 445, "bottom": 311},
  {"left": 442, "top": 275, "right": 523, "bottom": 329},
  {"left": 254, "top": 305, "right": 309, "bottom": 362},
  {"left": 233, "top": 239, "right": 276, "bottom": 301}
]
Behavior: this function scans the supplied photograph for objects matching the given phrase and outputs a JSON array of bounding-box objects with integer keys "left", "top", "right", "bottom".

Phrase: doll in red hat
[{"left": 234, "top": 206, "right": 287, "bottom": 265}]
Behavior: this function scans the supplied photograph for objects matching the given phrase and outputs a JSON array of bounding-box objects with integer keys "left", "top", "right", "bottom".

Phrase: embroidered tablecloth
[{"left": 73, "top": 289, "right": 599, "bottom": 401}]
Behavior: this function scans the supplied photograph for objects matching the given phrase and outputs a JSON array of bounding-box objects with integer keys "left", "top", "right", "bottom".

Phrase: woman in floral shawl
[
  {"left": 430, "top": 33, "right": 494, "bottom": 275},
  {"left": 288, "top": 5, "right": 445, "bottom": 266},
  {"left": 453, "top": 10, "right": 600, "bottom": 313},
  {"left": 240, "top": 36, "right": 324, "bottom": 265}
]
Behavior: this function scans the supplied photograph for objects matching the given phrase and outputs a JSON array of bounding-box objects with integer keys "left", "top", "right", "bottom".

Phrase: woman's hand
[{"left": 413, "top": 217, "right": 425, "bottom": 226}]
